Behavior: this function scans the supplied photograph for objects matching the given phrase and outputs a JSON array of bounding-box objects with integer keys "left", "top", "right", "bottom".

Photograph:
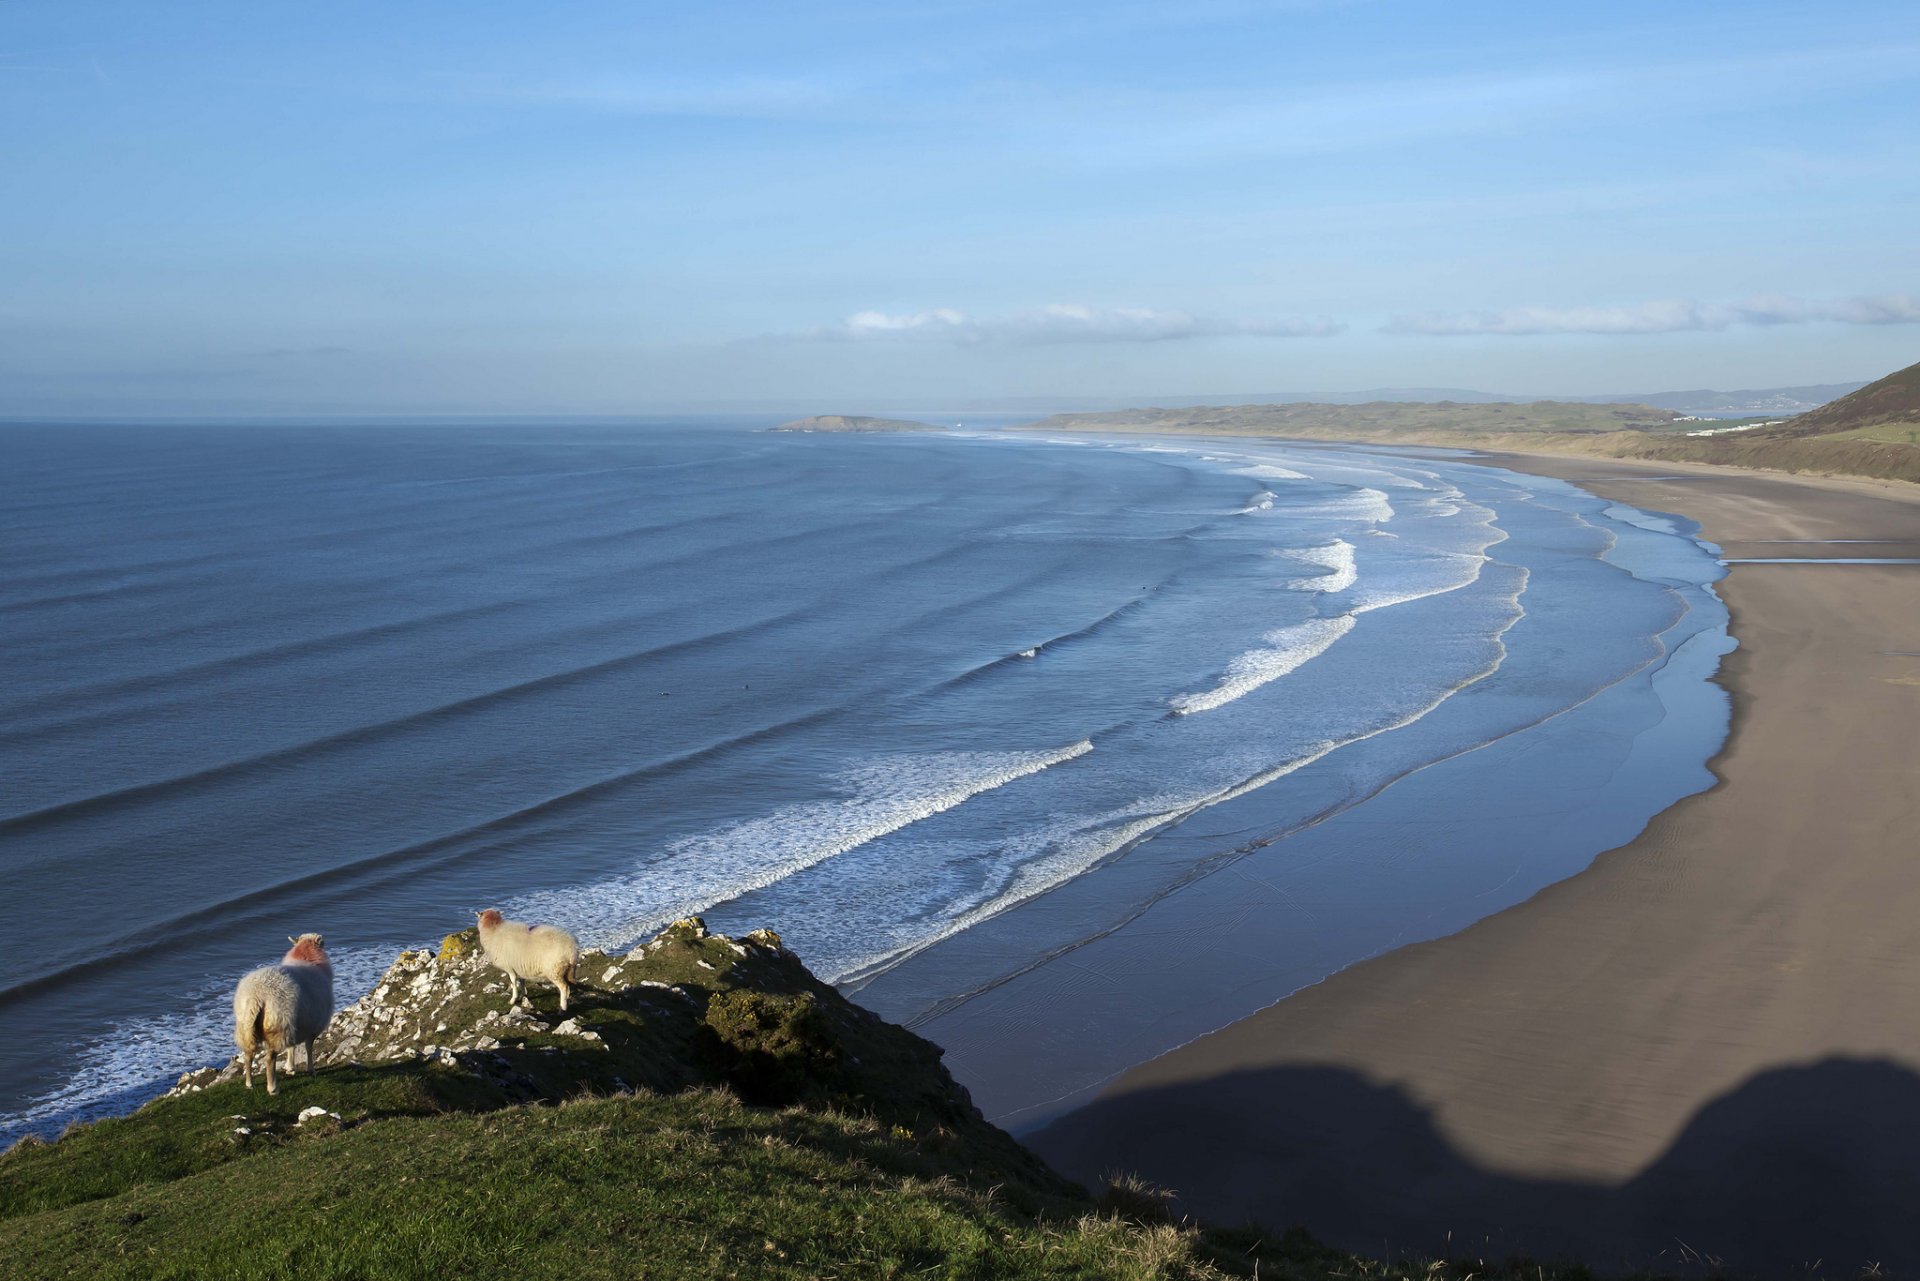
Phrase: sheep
[
  {"left": 475, "top": 909, "right": 579, "bottom": 1012},
  {"left": 232, "top": 933, "right": 334, "bottom": 1095}
]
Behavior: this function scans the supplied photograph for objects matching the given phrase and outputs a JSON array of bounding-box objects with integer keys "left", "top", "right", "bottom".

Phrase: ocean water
[{"left": 0, "top": 418, "right": 1729, "bottom": 1141}]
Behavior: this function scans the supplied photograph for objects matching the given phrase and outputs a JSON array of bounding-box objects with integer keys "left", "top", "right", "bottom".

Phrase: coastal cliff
[{"left": 0, "top": 922, "right": 1617, "bottom": 1280}]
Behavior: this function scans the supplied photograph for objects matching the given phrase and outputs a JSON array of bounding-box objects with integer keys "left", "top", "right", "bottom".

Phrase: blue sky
[{"left": 4, "top": 0, "right": 1917, "bottom": 413}]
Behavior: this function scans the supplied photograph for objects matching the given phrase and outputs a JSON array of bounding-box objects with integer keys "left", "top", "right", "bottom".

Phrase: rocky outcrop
[
  {"left": 159, "top": 918, "right": 1011, "bottom": 1150},
  {"left": 168, "top": 919, "right": 757, "bottom": 1099}
]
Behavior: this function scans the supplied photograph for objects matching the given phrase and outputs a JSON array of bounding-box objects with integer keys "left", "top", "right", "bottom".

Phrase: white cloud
[
  {"left": 803, "top": 303, "right": 1342, "bottom": 345},
  {"left": 1386, "top": 294, "right": 1920, "bottom": 336}
]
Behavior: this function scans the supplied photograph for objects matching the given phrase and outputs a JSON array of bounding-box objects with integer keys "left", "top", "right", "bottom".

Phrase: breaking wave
[
  {"left": 1170, "top": 616, "right": 1358, "bottom": 716},
  {"left": 1276, "top": 540, "right": 1358, "bottom": 593},
  {"left": 510, "top": 740, "right": 1095, "bottom": 951}
]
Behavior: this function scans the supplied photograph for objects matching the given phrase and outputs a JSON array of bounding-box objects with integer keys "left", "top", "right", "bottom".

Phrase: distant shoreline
[{"left": 1010, "top": 404, "right": 1920, "bottom": 485}]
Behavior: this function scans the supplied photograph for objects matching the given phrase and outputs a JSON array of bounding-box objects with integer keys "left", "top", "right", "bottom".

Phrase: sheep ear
[
  {"left": 314, "top": 935, "right": 324, "bottom": 949},
  {"left": 287, "top": 936, "right": 298, "bottom": 945}
]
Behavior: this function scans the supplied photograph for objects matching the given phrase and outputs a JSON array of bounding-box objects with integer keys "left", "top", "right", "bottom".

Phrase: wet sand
[{"left": 1031, "top": 456, "right": 1920, "bottom": 1276}]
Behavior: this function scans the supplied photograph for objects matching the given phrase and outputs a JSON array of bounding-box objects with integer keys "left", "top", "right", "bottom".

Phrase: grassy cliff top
[{"left": 2, "top": 922, "right": 1624, "bottom": 1280}]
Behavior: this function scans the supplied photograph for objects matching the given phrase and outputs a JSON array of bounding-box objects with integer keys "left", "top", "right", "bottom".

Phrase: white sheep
[
  {"left": 475, "top": 909, "right": 579, "bottom": 1012},
  {"left": 232, "top": 933, "right": 335, "bottom": 1095}
]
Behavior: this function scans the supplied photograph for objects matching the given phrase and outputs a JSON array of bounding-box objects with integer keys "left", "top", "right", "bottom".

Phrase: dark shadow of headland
[{"left": 1029, "top": 1057, "right": 1920, "bottom": 1277}]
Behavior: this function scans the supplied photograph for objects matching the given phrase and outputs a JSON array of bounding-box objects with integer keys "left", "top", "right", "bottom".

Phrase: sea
[{"left": 0, "top": 416, "right": 1732, "bottom": 1142}]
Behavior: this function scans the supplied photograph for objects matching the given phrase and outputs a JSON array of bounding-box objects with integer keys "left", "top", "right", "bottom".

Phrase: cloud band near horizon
[
  {"left": 799, "top": 304, "right": 1344, "bottom": 344},
  {"left": 793, "top": 294, "right": 1920, "bottom": 345},
  {"left": 1386, "top": 293, "right": 1920, "bottom": 336}
]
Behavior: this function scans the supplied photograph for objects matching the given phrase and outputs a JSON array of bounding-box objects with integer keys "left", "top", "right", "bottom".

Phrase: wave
[
  {"left": 1275, "top": 540, "right": 1358, "bottom": 593},
  {"left": 0, "top": 604, "right": 824, "bottom": 837},
  {"left": 1236, "top": 489, "right": 1278, "bottom": 514},
  {"left": 1232, "top": 464, "right": 1309, "bottom": 481},
  {"left": 0, "top": 702, "right": 856, "bottom": 1006},
  {"left": 1282, "top": 486, "right": 1395, "bottom": 525},
  {"left": 511, "top": 740, "right": 1095, "bottom": 951},
  {"left": 1169, "top": 615, "right": 1357, "bottom": 716},
  {"left": 1022, "top": 594, "right": 1155, "bottom": 656},
  {"left": 0, "top": 598, "right": 524, "bottom": 742},
  {"left": 1348, "top": 487, "right": 1396, "bottom": 523},
  {"left": 845, "top": 567, "right": 1537, "bottom": 996}
]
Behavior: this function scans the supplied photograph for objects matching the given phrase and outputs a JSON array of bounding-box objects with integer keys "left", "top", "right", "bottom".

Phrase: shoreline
[
  {"left": 1029, "top": 450, "right": 1920, "bottom": 1274},
  {"left": 879, "top": 434, "right": 1733, "bottom": 1130}
]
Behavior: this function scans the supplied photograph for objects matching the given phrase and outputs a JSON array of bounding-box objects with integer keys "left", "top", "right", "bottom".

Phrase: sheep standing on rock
[
  {"left": 476, "top": 909, "right": 580, "bottom": 1012},
  {"left": 233, "top": 933, "right": 335, "bottom": 1094}
]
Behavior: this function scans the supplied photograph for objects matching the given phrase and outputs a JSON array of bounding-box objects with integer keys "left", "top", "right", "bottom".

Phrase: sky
[{"left": 3, "top": 0, "right": 1918, "bottom": 414}]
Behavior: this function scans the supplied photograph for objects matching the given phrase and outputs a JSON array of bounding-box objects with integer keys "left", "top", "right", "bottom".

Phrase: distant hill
[
  {"left": 1256, "top": 384, "right": 1866, "bottom": 417},
  {"left": 1770, "top": 359, "right": 1920, "bottom": 440},
  {"left": 1027, "top": 400, "right": 1683, "bottom": 438},
  {"left": 1013, "top": 371, "right": 1920, "bottom": 484},
  {"left": 772, "top": 414, "right": 941, "bottom": 433},
  {"left": 833, "top": 383, "right": 1863, "bottom": 419}
]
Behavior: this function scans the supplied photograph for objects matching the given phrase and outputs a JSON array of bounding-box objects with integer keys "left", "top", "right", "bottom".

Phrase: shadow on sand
[{"left": 1028, "top": 1056, "right": 1920, "bottom": 1277}]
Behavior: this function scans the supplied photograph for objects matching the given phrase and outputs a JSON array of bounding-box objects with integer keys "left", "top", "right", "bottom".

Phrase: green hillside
[
  {"left": 1772, "top": 357, "right": 1920, "bottom": 438},
  {"left": 0, "top": 922, "right": 1600, "bottom": 1281}
]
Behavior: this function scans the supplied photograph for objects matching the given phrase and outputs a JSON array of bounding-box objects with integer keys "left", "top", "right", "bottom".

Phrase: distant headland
[{"left": 772, "top": 414, "right": 943, "bottom": 433}]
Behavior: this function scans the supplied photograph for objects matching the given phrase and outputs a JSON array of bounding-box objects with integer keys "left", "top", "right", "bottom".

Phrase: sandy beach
[{"left": 1031, "top": 456, "right": 1920, "bottom": 1276}]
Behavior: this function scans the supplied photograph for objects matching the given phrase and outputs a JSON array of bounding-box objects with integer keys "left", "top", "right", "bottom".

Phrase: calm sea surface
[{"left": 0, "top": 418, "right": 1730, "bottom": 1139}]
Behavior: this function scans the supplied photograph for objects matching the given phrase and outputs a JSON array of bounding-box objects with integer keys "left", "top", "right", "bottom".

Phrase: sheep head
[{"left": 282, "top": 933, "right": 330, "bottom": 965}]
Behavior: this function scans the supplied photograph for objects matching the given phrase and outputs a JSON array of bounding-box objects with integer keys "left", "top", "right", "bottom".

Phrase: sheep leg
[
  {"left": 242, "top": 1048, "right": 254, "bottom": 1091},
  {"left": 306, "top": 1039, "right": 317, "bottom": 1075},
  {"left": 556, "top": 972, "right": 571, "bottom": 1012},
  {"left": 264, "top": 1048, "right": 278, "bottom": 1096},
  {"left": 509, "top": 972, "right": 525, "bottom": 1009}
]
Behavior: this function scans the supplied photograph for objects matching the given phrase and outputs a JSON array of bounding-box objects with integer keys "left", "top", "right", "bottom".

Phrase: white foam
[
  {"left": 1348, "top": 487, "right": 1395, "bottom": 523},
  {"left": 1170, "top": 615, "right": 1357, "bottom": 716},
  {"left": 1237, "top": 489, "right": 1278, "bottom": 514},
  {"left": 1350, "top": 549, "right": 1489, "bottom": 614},
  {"left": 512, "top": 740, "right": 1095, "bottom": 951},
  {"left": 1232, "top": 463, "right": 1309, "bottom": 481},
  {"left": 1286, "top": 486, "right": 1394, "bottom": 524},
  {"left": 827, "top": 788, "right": 1220, "bottom": 983},
  {"left": 1275, "top": 540, "right": 1358, "bottom": 592}
]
